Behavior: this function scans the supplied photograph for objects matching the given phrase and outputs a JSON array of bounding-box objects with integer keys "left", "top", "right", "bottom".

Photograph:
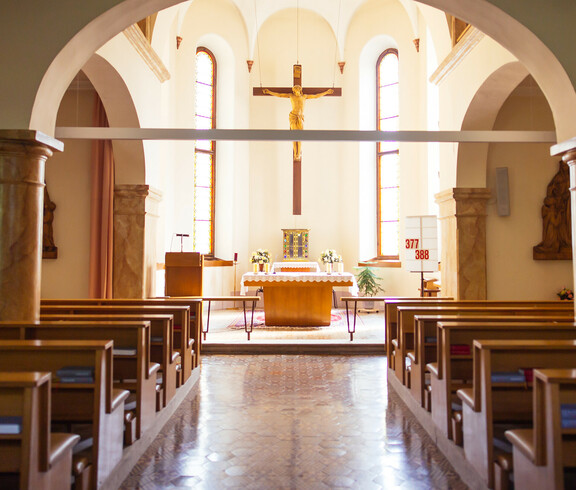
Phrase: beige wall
[
  {"left": 41, "top": 87, "right": 95, "bottom": 298},
  {"left": 486, "top": 79, "right": 572, "bottom": 299}
]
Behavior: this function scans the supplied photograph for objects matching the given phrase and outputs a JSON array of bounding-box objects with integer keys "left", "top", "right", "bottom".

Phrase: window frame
[
  {"left": 376, "top": 48, "right": 400, "bottom": 261},
  {"left": 194, "top": 46, "right": 217, "bottom": 257}
]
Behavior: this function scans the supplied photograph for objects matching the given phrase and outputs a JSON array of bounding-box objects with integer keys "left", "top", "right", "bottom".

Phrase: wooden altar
[{"left": 241, "top": 271, "right": 357, "bottom": 326}]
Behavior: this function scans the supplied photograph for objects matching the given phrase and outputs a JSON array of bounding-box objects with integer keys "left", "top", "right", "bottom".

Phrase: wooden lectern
[{"left": 165, "top": 252, "right": 204, "bottom": 296}]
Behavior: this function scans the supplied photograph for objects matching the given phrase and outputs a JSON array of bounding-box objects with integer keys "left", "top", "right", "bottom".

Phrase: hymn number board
[
  {"left": 283, "top": 229, "right": 310, "bottom": 261},
  {"left": 404, "top": 216, "right": 439, "bottom": 272}
]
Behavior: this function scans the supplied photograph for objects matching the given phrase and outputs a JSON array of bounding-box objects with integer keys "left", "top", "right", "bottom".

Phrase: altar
[{"left": 241, "top": 270, "right": 358, "bottom": 326}]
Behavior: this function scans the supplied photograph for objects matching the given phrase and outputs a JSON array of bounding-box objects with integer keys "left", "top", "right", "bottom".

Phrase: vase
[
  {"left": 258, "top": 263, "right": 264, "bottom": 272},
  {"left": 253, "top": 263, "right": 259, "bottom": 273},
  {"left": 325, "top": 262, "right": 333, "bottom": 274}
]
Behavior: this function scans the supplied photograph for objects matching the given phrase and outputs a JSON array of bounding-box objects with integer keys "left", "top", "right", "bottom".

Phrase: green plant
[{"left": 355, "top": 267, "right": 384, "bottom": 297}]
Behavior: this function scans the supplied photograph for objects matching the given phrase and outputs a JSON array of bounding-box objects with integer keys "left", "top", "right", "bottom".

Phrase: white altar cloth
[
  {"left": 271, "top": 261, "right": 320, "bottom": 272},
  {"left": 241, "top": 271, "right": 358, "bottom": 296}
]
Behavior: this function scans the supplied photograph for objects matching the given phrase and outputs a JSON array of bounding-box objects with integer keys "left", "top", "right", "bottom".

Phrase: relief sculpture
[
  {"left": 533, "top": 160, "right": 572, "bottom": 260},
  {"left": 42, "top": 185, "right": 58, "bottom": 259}
]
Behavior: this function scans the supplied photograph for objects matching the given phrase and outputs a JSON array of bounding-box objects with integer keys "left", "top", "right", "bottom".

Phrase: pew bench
[
  {"left": 0, "top": 340, "right": 129, "bottom": 489},
  {"left": 505, "top": 368, "right": 576, "bottom": 490},
  {"left": 0, "top": 371, "right": 80, "bottom": 490},
  {"left": 457, "top": 339, "right": 576, "bottom": 489},
  {"left": 384, "top": 299, "right": 571, "bottom": 372},
  {"left": 40, "top": 311, "right": 179, "bottom": 408},
  {"left": 0, "top": 320, "right": 159, "bottom": 441},
  {"left": 426, "top": 323, "right": 576, "bottom": 443},
  {"left": 409, "top": 315, "right": 574, "bottom": 409},
  {"left": 394, "top": 304, "right": 573, "bottom": 385},
  {"left": 40, "top": 303, "right": 193, "bottom": 384}
]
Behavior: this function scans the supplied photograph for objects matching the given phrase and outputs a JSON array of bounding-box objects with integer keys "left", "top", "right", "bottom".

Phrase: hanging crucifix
[{"left": 254, "top": 64, "right": 341, "bottom": 215}]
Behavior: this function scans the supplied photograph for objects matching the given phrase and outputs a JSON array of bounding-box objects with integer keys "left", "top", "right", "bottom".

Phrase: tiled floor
[{"left": 120, "top": 355, "right": 467, "bottom": 489}]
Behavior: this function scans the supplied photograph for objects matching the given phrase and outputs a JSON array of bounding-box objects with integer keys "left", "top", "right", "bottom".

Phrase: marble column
[
  {"left": 551, "top": 138, "right": 576, "bottom": 317},
  {"left": 435, "top": 188, "right": 491, "bottom": 300},
  {"left": 0, "top": 130, "right": 63, "bottom": 321},
  {"left": 113, "top": 184, "right": 149, "bottom": 298}
]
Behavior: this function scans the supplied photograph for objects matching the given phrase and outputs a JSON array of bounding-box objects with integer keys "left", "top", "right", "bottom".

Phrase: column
[
  {"left": 113, "top": 184, "right": 149, "bottom": 298},
  {"left": 435, "top": 188, "right": 491, "bottom": 300},
  {"left": 551, "top": 138, "right": 576, "bottom": 317},
  {"left": 0, "top": 130, "right": 63, "bottom": 320}
]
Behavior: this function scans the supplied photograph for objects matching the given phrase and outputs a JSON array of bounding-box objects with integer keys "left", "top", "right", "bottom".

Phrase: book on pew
[
  {"left": 56, "top": 366, "right": 95, "bottom": 384},
  {"left": 0, "top": 416, "right": 22, "bottom": 434},
  {"left": 450, "top": 344, "right": 471, "bottom": 355},
  {"left": 518, "top": 368, "right": 534, "bottom": 383},
  {"left": 561, "top": 403, "right": 576, "bottom": 428},
  {"left": 151, "top": 336, "right": 163, "bottom": 343},
  {"left": 113, "top": 347, "right": 137, "bottom": 356},
  {"left": 424, "top": 336, "right": 437, "bottom": 344},
  {"left": 491, "top": 372, "right": 526, "bottom": 383}
]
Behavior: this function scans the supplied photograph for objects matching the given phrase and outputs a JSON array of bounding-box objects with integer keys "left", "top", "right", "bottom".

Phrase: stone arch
[
  {"left": 415, "top": 0, "right": 576, "bottom": 140},
  {"left": 456, "top": 61, "right": 530, "bottom": 187},
  {"left": 82, "top": 54, "right": 146, "bottom": 184}
]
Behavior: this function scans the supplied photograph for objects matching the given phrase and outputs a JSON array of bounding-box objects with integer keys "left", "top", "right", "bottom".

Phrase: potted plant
[{"left": 355, "top": 266, "right": 384, "bottom": 311}]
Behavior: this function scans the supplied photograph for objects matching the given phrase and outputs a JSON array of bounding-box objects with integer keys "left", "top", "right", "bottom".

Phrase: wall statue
[
  {"left": 533, "top": 160, "right": 572, "bottom": 260},
  {"left": 42, "top": 185, "right": 58, "bottom": 259}
]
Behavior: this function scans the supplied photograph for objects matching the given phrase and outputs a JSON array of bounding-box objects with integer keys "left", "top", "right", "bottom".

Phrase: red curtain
[{"left": 88, "top": 94, "right": 114, "bottom": 298}]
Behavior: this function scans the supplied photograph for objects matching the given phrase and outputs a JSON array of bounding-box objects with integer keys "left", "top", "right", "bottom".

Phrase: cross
[{"left": 254, "top": 64, "right": 341, "bottom": 215}]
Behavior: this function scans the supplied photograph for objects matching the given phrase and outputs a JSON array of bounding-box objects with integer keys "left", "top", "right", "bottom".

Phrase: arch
[
  {"left": 415, "top": 0, "right": 576, "bottom": 140},
  {"left": 30, "top": 0, "right": 184, "bottom": 135},
  {"left": 456, "top": 61, "right": 530, "bottom": 187},
  {"left": 82, "top": 54, "right": 146, "bottom": 184}
]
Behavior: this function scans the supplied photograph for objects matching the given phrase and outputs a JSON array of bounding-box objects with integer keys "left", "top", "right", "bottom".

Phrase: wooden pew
[
  {"left": 40, "top": 308, "right": 182, "bottom": 407},
  {"left": 505, "top": 368, "right": 576, "bottom": 490},
  {"left": 427, "top": 322, "right": 576, "bottom": 442},
  {"left": 394, "top": 303, "right": 573, "bottom": 384},
  {"left": 384, "top": 299, "right": 571, "bottom": 370},
  {"left": 0, "top": 371, "right": 80, "bottom": 490},
  {"left": 0, "top": 321, "right": 159, "bottom": 440},
  {"left": 410, "top": 315, "right": 574, "bottom": 409},
  {"left": 456, "top": 339, "right": 576, "bottom": 488},
  {"left": 40, "top": 302, "right": 194, "bottom": 381},
  {"left": 0, "top": 340, "right": 129, "bottom": 489}
]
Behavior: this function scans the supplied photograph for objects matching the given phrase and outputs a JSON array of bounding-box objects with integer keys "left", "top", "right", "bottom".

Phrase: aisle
[{"left": 120, "top": 355, "right": 466, "bottom": 489}]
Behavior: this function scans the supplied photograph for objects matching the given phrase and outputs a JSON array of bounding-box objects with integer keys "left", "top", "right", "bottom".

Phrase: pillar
[
  {"left": 435, "top": 188, "right": 491, "bottom": 300},
  {"left": 113, "top": 184, "right": 149, "bottom": 298},
  {"left": 0, "top": 130, "right": 63, "bottom": 320}
]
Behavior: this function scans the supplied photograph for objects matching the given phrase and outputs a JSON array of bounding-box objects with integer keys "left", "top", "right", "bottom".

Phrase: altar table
[{"left": 241, "top": 272, "right": 358, "bottom": 326}]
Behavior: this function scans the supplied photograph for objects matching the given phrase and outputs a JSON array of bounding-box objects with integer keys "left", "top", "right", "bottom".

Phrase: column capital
[
  {"left": 0, "top": 129, "right": 63, "bottom": 153},
  {"left": 435, "top": 187, "right": 491, "bottom": 219}
]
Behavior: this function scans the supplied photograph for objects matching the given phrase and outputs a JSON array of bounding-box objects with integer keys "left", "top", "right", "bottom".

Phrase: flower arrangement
[
  {"left": 557, "top": 287, "right": 574, "bottom": 300},
  {"left": 320, "top": 249, "right": 342, "bottom": 264},
  {"left": 250, "top": 249, "right": 271, "bottom": 264}
]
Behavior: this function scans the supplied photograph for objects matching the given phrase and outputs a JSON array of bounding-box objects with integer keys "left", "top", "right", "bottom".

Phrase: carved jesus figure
[{"left": 263, "top": 85, "right": 334, "bottom": 161}]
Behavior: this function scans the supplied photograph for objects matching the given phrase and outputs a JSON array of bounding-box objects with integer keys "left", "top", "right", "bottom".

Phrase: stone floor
[{"left": 120, "top": 355, "right": 467, "bottom": 489}]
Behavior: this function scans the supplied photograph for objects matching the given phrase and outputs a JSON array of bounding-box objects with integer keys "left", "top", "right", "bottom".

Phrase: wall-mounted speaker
[{"left": 495, "top": 167, "right": 510, "bottom": 217}]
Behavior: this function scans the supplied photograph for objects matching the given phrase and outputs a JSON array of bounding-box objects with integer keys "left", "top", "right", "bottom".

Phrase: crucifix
[{"left": 254, "top": 64, "right": 342, "bottom": 215}]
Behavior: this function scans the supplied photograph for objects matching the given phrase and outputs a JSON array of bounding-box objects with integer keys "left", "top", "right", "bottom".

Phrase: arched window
[
  {"left": 377, "top": 49, "right": 399, "bottom": 258},
  {"left": 194, "top": 47, "right": 216, "bottom": 255}
]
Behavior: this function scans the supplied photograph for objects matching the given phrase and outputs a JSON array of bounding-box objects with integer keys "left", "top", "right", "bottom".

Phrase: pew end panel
[{"left": 0, "top": 371, "right": 80, "bottom": 490}]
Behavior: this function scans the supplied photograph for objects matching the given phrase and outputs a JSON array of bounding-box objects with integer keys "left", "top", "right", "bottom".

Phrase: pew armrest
[
  {"left": 505, "top": 428, "right": 535, "bottom": 462},
  {"left": 111, "top": 388, "right": 130, "bottom": 413},
  {"left": 391, "top": 339, "right": 399, "bottom": 348},
  {"left": 148, "top": 362, "right": 161, "bottom": 378},
  {"left": 457, "top": 388, "right": 475, "bottom": 409},
  {"left": 49, "top": 433, "right": 81, "bottom": 467},
  {"left": 427, "top": 362, "right": 439, "bottom": 378}
]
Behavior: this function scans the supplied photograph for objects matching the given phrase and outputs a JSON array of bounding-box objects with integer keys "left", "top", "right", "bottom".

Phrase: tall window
[
  {"left": 194, "top": 47, "right": 216, "bottom": 255},
  {"left": 377, "top": 49, "right": 399, "bottom": 258}
]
